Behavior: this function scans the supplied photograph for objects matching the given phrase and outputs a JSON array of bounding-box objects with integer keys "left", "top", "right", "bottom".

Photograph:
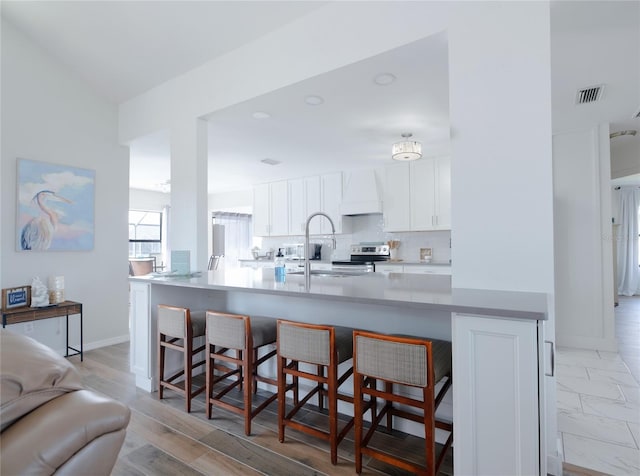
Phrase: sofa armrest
[{"left": 1, "top": 389, "right": 130, "bottom": 475}]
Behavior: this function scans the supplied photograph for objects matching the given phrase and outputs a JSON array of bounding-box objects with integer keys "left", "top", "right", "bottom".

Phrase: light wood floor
[
  {"left": 71, "top": 344, "right": 454, "bottom": 475},
  {"left": 616, "top": 295, "right": 640, "bottom": 383}
]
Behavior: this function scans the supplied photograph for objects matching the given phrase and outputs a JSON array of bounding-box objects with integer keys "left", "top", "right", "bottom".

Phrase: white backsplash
[{"left": 260, "top": 214, "right": 451, "bottom": 264}]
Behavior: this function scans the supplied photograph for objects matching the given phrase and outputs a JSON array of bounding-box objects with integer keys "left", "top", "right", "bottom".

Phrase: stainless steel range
[{"left": 331, "top": 244, "right": 390, "bottom": 273}]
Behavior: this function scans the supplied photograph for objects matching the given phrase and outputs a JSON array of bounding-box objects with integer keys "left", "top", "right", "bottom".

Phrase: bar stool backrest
[
  {"left": 206, "top": 312, "right": 248, "bottom": 350},
  {"left": 355, "top": 334, "right": 430, "bottom": 388},
  {"left": 278, "top": 321, "right": 331, "bottom": 365},
  {"left": 158, "top": 306, "right": 188, "bottom": 338}
]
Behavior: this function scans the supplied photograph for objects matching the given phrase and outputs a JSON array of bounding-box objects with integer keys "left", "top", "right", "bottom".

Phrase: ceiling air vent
[{"left": 575, "top": 85, "right": 604, "bottom": 104}]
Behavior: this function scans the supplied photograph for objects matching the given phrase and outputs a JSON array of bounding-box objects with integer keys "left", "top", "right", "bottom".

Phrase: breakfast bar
[{"left": 129, "top": 268, "right": 550, "bottom": 475}]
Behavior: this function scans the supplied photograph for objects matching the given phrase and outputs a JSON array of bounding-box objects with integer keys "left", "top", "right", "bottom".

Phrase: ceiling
[{"left": 3, "top": 1, "right": 639, "bottom": 193}]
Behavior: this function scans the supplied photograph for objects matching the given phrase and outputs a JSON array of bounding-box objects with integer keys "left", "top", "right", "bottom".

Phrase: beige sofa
[{"left": 0, "top": 329, "right": 131, "bottom": 475}]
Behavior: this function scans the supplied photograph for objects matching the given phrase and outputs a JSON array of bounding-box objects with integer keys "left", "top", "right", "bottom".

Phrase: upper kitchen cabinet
[
  {"left": 254, "top": 173, "right": 348, "bottom": 237},
  {"left": 384, "top": 157, "right": 451, "bottom": 232},
  {"left": 289, "top": 177, "right": 321, "bottom": 235},
  {"left": 253, "top": 180, "right": 289, "bottom": 236},
  {"left": 383, "top": 164, "right": 411, "bottom": 231},
  {"left": 321, "top": 172, "right": 347, "bottom": 234}
]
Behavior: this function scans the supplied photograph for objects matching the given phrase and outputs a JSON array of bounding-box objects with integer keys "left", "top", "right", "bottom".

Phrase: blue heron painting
[{"left": 17, "top": 159, "right": 95, "bottom": 251}]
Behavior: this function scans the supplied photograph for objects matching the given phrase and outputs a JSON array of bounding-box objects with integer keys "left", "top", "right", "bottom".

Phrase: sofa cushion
[{"left": 0, "top": 329, "right": 84, "bottom": 431}]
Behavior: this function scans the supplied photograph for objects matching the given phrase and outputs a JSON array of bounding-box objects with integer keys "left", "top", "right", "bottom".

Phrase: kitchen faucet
[{"left": 304, "top": 212, "right": 336, "bottom": 289}]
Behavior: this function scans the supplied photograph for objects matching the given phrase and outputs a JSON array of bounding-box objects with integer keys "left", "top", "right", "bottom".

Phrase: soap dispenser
[{"left": 274, "top": 248, "right": 286, "bottom": 282}]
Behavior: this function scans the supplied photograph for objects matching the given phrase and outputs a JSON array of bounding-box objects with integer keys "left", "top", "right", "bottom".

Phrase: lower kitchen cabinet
[
  {"left": 375, "top": 263, "right": 451, "bottom": 275},
  {"left": 452, "top": 313, "right": 541, "bottom": 475}
]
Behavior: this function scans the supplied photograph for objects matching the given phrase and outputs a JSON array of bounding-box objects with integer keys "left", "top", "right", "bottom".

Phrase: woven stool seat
[
  {"left": 205, "top": 311, "right": 278, "bottom": 436},
  {"left": 277, "top": 320, "right": 358, "bottom": 465},
  {"left": 157, "top": 305, "right": 207, "bottom": 413},
  {"left": 353, "top": 331, "right": 453, "bottom": 475}
]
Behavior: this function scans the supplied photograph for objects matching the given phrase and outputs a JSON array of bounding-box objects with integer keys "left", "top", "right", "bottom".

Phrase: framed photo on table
[{"left": 2, "top": 286, "right": 31, "bottom": 310}]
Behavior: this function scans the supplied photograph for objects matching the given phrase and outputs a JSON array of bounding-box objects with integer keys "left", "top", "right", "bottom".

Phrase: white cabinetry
[
  {"left": 255, "top": 173, "right": 347, "bottom": 237},
  {"left": 374, "top": 263, "right": 404, "bottom": 274},
  {"left": 321, "top": 172, "right": 346, "bottom": 234},
  {"left": 289, "top": 177, "right": 322, "bottom": 235},
  {"left": 404, "top": 264, "right": 451, "bottom": 276},
  {"left": 253, "top": 181, "right": 289, "bottom": 236},
  {"left": 383, "top": 164, "right": 411, "bottom": 231},
  {"left": 384, "top": 157, "right": 451, "bottom": 232},
  {"left": 375, "top": 263, "right": 451, "bottom": 275},
  {"left": 453, "top": 313, "right": 540, "bottom": 475}
]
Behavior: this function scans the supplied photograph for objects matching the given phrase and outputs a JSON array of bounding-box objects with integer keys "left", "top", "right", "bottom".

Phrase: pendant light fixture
[{"left": 392, "top": 133, "right": 422, "bottom": 161}]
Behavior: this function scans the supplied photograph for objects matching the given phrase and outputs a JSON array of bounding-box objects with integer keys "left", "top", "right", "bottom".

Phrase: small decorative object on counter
[
  {"left": 48, "top": 275, "right": 65, "bottom": 304},
  {"left": 274, "top": 249, "right": 286, "bottom": 283},
  {"left": 31, "top": 277, "right": 50, "bottom": 307},
  {"left": 420, "top": 247, "right": 433, "bottom": 263},
  {"left": 387, "top": 240, "right": 400, "bottom": 261}
]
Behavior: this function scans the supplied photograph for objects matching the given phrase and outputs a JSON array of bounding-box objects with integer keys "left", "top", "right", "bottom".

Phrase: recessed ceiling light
[
  {"left": 304, "top": 95, "right": 324, "bottom": 106},
  {"left": 260, "top": 158, "right": 281, "bottom": 166},
  {"left": 252, "top": 111, "right": 271, "bottom": 119},
  {"left": 373, "top": 73, "right": 396, "bottom": 86}
]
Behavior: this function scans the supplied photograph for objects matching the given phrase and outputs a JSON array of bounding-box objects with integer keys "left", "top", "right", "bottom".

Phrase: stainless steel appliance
[
  {"left": 282, "top": 243, "right": 322, "bottom": 260},
  {"left": 331, "top": 243, "right": 390, "bottom": 273}
]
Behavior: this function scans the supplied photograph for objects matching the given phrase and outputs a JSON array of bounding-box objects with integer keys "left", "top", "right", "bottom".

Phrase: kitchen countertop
[{"left": 131, "top": 267, "right": 547, "bottom": 321}]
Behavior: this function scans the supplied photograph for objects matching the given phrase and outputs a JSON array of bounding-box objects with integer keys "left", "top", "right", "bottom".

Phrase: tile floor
[{"left": 557, "top": 296, "right": 640, "bottom": 475}]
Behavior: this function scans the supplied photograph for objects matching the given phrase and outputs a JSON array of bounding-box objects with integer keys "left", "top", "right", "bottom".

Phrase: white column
[{"left": 169, "top": 117, "right": 208, "bottom": 271}]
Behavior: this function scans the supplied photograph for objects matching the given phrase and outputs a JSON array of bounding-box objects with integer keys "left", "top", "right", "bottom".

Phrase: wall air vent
[{"left": 575, "top": 85, "right": 604, "bottom": 104}]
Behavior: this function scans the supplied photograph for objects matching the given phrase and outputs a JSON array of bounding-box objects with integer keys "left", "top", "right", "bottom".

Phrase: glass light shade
[{"left": 392, "top": 140, "right": 422, "bottom": 161}]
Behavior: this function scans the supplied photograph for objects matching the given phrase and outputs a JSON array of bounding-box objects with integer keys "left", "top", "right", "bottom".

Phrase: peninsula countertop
[{"left": 130, "top": 267, "right": 548, "bottom": 321}]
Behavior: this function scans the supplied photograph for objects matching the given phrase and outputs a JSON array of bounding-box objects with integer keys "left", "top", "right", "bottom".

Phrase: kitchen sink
[{"left": 288, "top": 270, "right": 367, "bottom": 278}]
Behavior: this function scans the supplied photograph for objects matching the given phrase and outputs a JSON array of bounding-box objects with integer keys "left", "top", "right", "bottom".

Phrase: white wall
[
  {"left": 129, "top": 188, "right": 170, "bottom": 211},
  {"left": 1, "top": 19, "right": 130, "bottom": 351},
  {"left": 611, "top": 139, "right": 640, "bottom": 179},
  {"left": 208, "top": 189, "right": 252, "bottom": 213},
  {"left": 553, "top": 125, "right": 616, "bottom": 351}
]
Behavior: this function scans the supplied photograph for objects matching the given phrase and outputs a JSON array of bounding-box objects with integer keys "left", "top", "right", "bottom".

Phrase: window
[{"left": 129, "top": 210, "right": 162, "bottom": 257}]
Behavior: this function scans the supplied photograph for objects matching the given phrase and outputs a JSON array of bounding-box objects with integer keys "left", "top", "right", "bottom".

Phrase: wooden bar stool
[
  {"left": 205, "top": 311, "right": 278, "bottom": 436},
  {"left": 353, "top": 330, "right": 453, "bottom": 475},
  {"left": 157, "top": 304, "right": 206, "bottom": 413},
  {"left": 277, "top": 320, "right": 355, "bottom": 465}
]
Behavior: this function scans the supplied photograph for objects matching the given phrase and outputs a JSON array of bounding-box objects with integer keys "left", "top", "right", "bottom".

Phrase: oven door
[{"left": 331, "top": 261, "right": 374, "bottom": 273}]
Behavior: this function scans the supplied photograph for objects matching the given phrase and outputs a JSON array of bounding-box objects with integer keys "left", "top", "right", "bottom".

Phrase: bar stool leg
[
  {"left": 243, "top": 348, "right": 252, "bottom": 436},
  {"left": 329, "top": 358, "right": 339, "bottom": 465},
  {"left": 277, "top": 353, "right": 286, "bottom": 443},
  {"left": 159, "top": 335, "right": 165, "bottom": 401}
]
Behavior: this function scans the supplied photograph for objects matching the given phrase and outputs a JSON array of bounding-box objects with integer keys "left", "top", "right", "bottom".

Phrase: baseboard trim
[
  {"left": 556, "top": 335, "right": 618, "bottom": 352},
  {"left": 84, "top": 335, "right": 129, "bottom": 351}
]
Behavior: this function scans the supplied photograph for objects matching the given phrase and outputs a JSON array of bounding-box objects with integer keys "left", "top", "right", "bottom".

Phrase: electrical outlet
[{"left": 24, "top": 321, "right": 34, "bottom": 333}]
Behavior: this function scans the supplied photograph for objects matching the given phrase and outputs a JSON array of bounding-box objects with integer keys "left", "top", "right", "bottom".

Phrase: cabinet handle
[{"left": 544, "top": 340, "right": 555, "bottom": 377}]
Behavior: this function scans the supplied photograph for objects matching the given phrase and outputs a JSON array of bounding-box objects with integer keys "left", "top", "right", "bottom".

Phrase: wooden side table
[{"left": 2, "top": 301, "right": 83, "bottom": 361}]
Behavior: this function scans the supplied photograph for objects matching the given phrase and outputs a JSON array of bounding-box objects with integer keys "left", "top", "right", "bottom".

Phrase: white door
[
  {"left": 384, "top": 163, "right": 411, "bottom": 231},
  {"left": 269, "top": 181, "right": 289, "bottom": 236},
  {"left": 321, "top": 173, "right": 342, "bottom": 234},
  {"left": 411, "top": 159, "right": 436, "bottom": 230},
  {"left": 453, "top": 313, "right": 540, "bottom": 475},
  {"left": 305, "top": 176, "right": 322, "bottom": 235},
  {"left": 434, "top": 156, "right": 451, "bottom": 229},
  {"left": 288, "top": 178, "right": 306, "bottom": 235}
]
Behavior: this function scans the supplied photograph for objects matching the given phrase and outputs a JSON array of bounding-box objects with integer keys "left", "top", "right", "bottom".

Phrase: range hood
[{"left": 340, "top": 169, "right": 383, "bottom": 215}]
